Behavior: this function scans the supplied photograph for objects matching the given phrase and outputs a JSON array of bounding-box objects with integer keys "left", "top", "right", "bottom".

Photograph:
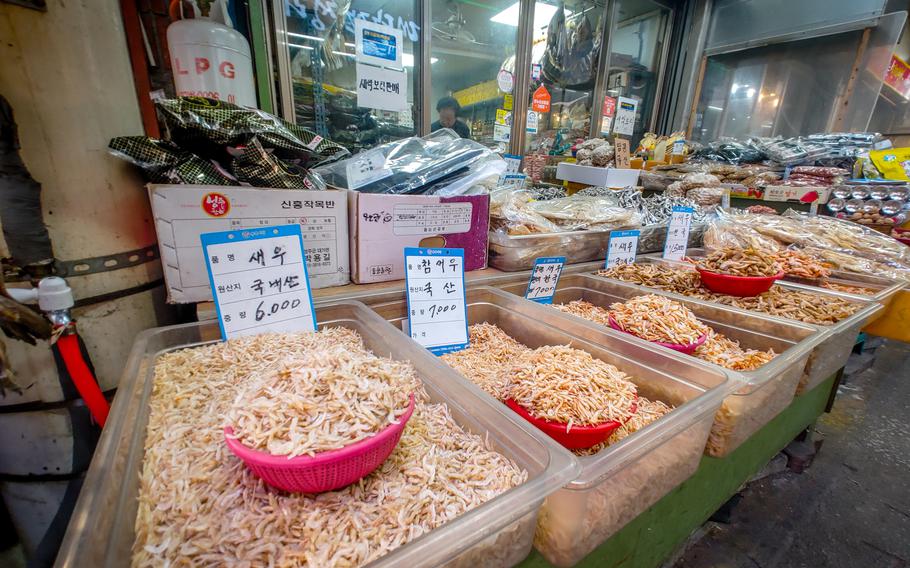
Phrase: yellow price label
[
  {"left": 503, "top": 94, "right": 513, "bottom": 111},
  {"left": 495, "top": 109, "right": 511, "bottom": 126}
]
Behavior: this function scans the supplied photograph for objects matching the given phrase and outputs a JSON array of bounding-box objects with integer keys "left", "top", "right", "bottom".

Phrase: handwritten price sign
[
  {"left": 606, "top": 230, "right": 640, "bottom": 268},
  {"left": 201, "top": 225, "right": 316, "bottom": 340},
  {"left": 525, "top": 256, "right": 565, "bottom": 304},
  {"left": 662, "top": 206, "right": 694, "bottom": 261},
  {"left": 404, "top": 247, "right": 469, "bottom": 355}
]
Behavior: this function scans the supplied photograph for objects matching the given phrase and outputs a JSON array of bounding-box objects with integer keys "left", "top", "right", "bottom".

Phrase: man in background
[{"left": 431, "top": 96, "right": 471, "bottom": 139}]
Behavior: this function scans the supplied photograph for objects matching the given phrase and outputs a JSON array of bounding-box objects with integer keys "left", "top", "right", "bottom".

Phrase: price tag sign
[
  {"left": 662, "top": 206, "right": 694, "bottom": 261},
  {"left": 721, "top": 188, "right": 731, "bottom": 209},
  {"left": 614, "top": 138, "right": 631, "bottom": 169},
  {"left": 346, "top": 149, "right": 392, "bottom": 189},
  {"left": 605, "top": 230, "right": 640, "bottom": 268},
  {"left": 613, "top": 97, "right": 638, "bottom": 137},
  {"left": 498, "top": 172, "right": 526, "bottom": 190},
  {"left": 502, "top": 153, "right": 522, "bottom": 173},
  {"left": 525, "top": 256, "right": 565, "bottom": 304},
  {"left": 404, "top": 247, "right": 469, "bottom": 355},
  {"left": 201, "top": 224, "right": 316, "bottom": 340}
]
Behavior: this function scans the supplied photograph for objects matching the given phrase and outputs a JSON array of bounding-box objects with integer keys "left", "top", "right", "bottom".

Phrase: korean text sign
[
  {"left": 201, "top": 224, "right": 316, "bottom": 340},
  {"left": 404, "top": 247, "right": 469, "bottom": 355},
  {"left": 605, "top": 230, "right": 640, "bottom": 269},
  {"left": 525, "top": 257, "right": 565, "bottom": 304},
  {"left": 662, "top": 206, "right": 693, "bottom": 261}
]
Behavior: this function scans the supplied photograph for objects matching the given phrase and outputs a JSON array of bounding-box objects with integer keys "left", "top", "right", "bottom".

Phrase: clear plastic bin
[
  {"left": 494, "top": 273, "right": 825, "bottom": 458},
  {"left": 487, "top": 224, "right": 706, "bottom": 272},
  {"left": 367, "top": 288, "right": 730, "bottom": 567},
  {"left": 55, "top": 301, "right": 579, "bottom": 568},
  {"left": 596, "top": 257, "right": 883, "bottom": 397}
]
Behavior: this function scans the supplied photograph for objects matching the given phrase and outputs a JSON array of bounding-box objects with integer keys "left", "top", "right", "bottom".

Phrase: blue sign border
[
  {"left": 403, "top": 247, "right": 470, "bottom": 355},
  {"left": 605, "top": 230, "right": 641, "bottom": 268},
  {"left": 525, "top": 256, "right": 565, "bottom": 304},
  {"left": 662, "top": 206, "right": 694, "bottom": 259},
  {"left": 200, "top": 224, "right": 317, "bottom": 341}
]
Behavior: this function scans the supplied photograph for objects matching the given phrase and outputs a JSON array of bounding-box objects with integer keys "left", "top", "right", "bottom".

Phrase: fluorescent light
[
  {"left": 730, "top": 83, "right": 739, "bottom": 94},
  {"left": 288, "top": 43, "right": 314, "bottom": 50},
  {"left": 333, "top": 51, "right": 355, "bottom": 58},
  {"left": 491, "top": 2, "right": 570, "bottom": 31},
  {"left": 287, "top": 32, "right": 324, "bottom": 42},
  {"left": 707, "top": 105, "right": 724, "bottom": 111},
  {"left": 746, "top": 88, "right": 756, "bottom": 98},
  {"left": 401, "top": 54, "right": 438, "bottom": 67}
]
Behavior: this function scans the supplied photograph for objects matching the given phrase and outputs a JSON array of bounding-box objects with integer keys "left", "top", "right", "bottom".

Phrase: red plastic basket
[
  {"left": 608, "top": 316, "right": 707, "bottom": 355},
  {"left": 224, "top": 394, "right": 415, "bottom": 493},
  {"left": 696, "top": 267, "right": 784, "bottom": 297},
  {"left": 505, "top": 397, "right": 638, "bottom": 450}
]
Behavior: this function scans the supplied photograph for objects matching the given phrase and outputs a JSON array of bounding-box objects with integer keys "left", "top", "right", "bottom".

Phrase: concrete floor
[{"left": 671, "top": 340, "right": 910, "bottom": 568}]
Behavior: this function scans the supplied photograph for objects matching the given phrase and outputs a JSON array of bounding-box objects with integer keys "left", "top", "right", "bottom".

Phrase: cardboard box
[
  {"left": 151, "top": 185, "right": 349, "bottom": 303},
  {"left": 348, "top": 192, "right": 489, "bottom": 283},
  {"left": 556, "top": 162, "right": 641, "bottom": 188}
]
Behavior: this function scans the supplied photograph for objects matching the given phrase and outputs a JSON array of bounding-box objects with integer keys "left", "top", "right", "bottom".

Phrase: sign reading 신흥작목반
[
  {"left": 662, "top": 206, "right": 694, "bottom": 261},
  {"left": 525, "top": 257, "right": 565, "bottom": 304},
  {"left": 404, "top": 247, "right": 469, "bottom": 355},
  {"left": 201, "top": 224, "right": 316, "bottom": 340},
  {"left": 605, "top": 230, "right": 640, "bottom": 269}
]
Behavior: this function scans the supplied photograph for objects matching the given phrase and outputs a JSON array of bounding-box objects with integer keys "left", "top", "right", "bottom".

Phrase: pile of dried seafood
[
  {"left": 134, "top": 329, "right": 527, "bottom": 567},
  {"left": 695, "top": 247, "right": 781, "bottom": 277},
  {"left": 608, "top": 294, "right": 709, "bottom": 344},
  {"left": 440, "top": 323, "right": 531, "bottom": 399},
  {"left": 507, "top": 345, "right": 638, "bottom": 431},
  {"left": 774, "top": 249, "right": 830, "bottom": 279}
]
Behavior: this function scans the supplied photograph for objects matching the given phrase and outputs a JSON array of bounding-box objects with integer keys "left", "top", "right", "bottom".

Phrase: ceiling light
[
  {"left": 287, "top": 32, "right": 324, "bottom": 42},
  {"left": 288, "top": 43, "right": 314, "bottom": 51},
  {"left": 491, "top": 2, "right": 571, "bottom": 31}
]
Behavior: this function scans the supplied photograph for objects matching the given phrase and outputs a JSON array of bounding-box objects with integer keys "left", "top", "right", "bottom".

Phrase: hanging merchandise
[
  {"left": 540, "top": 2, "right": 602, "bottom": 89},
  {"left": 167, "top": 0, "right": 257, "bottom": 107},
  {"left": 532, "top": 85, "right": 551, "bottom": 113}
]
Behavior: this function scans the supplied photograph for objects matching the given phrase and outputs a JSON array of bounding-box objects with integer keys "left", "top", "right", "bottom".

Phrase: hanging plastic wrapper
[
  {"left": 155, "top": 96, "right": 349, "bottom": 167},
  {"left": 108, "top": 136, "right": 237, "bottom": 185},
  {"left": 229, "top": 138, "right": 327, "bottom": 190},
  {"left": 313, "top": 129, "right": 493, "bottom": 195}
]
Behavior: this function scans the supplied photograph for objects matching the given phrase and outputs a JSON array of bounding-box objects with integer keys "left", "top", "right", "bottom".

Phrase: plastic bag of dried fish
[{"left": 134, "top": 329, "right": 528, "bottom": 567}]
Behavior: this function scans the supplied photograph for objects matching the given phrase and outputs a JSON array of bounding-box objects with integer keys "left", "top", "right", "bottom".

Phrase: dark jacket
[{"left": 431, "top": 119, "right": 471, "bottom": 139}]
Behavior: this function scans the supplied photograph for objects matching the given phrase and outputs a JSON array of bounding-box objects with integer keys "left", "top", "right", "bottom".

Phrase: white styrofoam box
[
  {"left": 556, "top": 162, "right": 641, "bottom": 188},
  {"left": 150, "top": 185, "right": 349, "bottom": 303}
]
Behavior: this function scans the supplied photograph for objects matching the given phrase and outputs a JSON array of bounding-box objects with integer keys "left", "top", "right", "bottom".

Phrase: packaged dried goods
[
  {"left": 134, "top": 329, "right": 527, "bottom": 567},
  {"left": 695, "top": 247, "right": 781, "bottom": 277}
]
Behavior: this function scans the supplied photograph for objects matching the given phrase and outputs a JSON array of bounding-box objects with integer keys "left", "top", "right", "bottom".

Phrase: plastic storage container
[
  {"left": 55, "top": 301, "right": 579, "bottom": 568},
  {"left": 487, "top": 224, "right": 706, "bottom": 271},
  {"left": 367, "top": 287, "right": 729, "bottom": 567},
  {"left": 494, "top": 274, "right": 826, "bottom": 458},
  {"left": 595, "top": 257, "right": 883, "bottom": 396}
]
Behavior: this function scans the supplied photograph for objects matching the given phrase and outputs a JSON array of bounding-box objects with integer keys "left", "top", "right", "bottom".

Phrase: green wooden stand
[{"left": 519, "top": 375, "right": 836, "bottom": 568}]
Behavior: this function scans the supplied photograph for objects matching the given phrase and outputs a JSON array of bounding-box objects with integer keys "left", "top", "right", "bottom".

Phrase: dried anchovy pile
[
  {"left": 640, "top": 193, "right": 707, "bottom": 226},
  {"left": 694, "top": 330, "right": 776, "bottom": 371},
  {"left": 227, "top": 345, "right": 415, "bottom": 458},
  {"left": 507, "top": 345, "right": 638, "bottom": 431},
  {"left": 555, "top": 300, "right": 775, "bottom": 371},
  {"left": 696, "top": 247, "right": 781, "bottom": 277},
  {"left": 527, "top": 184, "right": 567, "bottom": 201},
  {"left": 608, "top": 294, "right": 709, "bottom": 345},
  {"left": 135, "top": 330, "right": 527, "bottom": 567},
  {"left": 596, "top": 264, "right": 860, "bottom": 326},
  {"left": 576, "top": 186, "right": 643, "bottom": 209},
  {"left": 774, "top": 249, "right": 830, "bottom": 279},
  {"left": 440, "top": 323, "right": 531, "bottom": 400}
]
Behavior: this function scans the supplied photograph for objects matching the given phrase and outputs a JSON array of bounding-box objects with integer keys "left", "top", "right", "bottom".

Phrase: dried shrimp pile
[
  {"left": 508, "top": 345, "right": 638, "bottom": 431},
  {"left": 574, "top": 398, "right": 674, "bottom": 457},
  {"left": 696, "top": 247, "right": 781, "bottom": 277},
  {"left": 554, "top": 300, "right": 776, "bottom": 371},
  {"left": 596, "top": 264, "right": 860, "bottom": 325},
  {"left": 774, "top": 249, "right": 830, "bottom": 279},
  {"left": 694, "top": 330, "right": 776, "bottom": 371},
  {"left": 227, "top": 346, "right": 414, "bottom": 458},
  {"left": 440, "top": 323, "right": 530, "bottom": 399},
  {"left": 134, "top": 329, "right": 527, "bottom": 567},
  {"left": 608, "top": 294, "right": 709, "bottom": 344},
  {"left": 822, "top": 282, "right": 875, "bottom": 296}
]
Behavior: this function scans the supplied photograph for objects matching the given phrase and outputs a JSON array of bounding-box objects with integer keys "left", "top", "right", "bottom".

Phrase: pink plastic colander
[{"left": 224, "top": 393, "right": 415, "bottom": 493}]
